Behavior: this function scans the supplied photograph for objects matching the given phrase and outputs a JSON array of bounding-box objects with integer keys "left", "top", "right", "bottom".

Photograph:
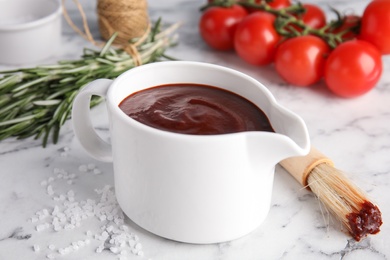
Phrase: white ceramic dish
[
  {"left": 72, "top": 61, "right": 311, "bottom": 244},
  {"left": 0, "top": 0, "right": 62, "bottom": 65}
]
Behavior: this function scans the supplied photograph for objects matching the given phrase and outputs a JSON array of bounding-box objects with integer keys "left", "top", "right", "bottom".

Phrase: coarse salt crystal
[
  {"left": 58, "top": 248, "right": 66, "bottom": 255},
  {"left": 121, "top": 225, "right": 129, "bottom": 232},
  {"left": 52, "top": 206, "right": 59, "bottom": 215},
  {"left": 87, "top": 163, "right": 96, "bottom": 170},
  {"left": 72, "top": 243, "right": 79, "bottom": 251},
  {"left": 106, "top": 225, "right": 114, "bottom": 232},
  {"left": 53, "top": 225, "right": 62, "bottom": 232},
  {"left": 110, "top": 247, "right": 119, "bottom": 254},
  {"left": 96, "top": 245, "right": 104, "bottom": 253},
  {"left": 33, "top": 245, "right": 40, "bottom": 252},
  {"left": 77, "top": 240, "right": 85, "bottom": 247},
  {"left": 31, "top": 167, "right": 146, "bottom": 259},
  {"left": 93, "top": 168, "right": 102, "bottom": 175},
  {"left": 52, "top": 217, "right": 59, "bottom": 225},
  {"left": 64, "top": 224, "right": 75, "bottom": 230},
  {"left": 46, "top": 253, "right": 56, "bottom": 259},
  {"left": 78, "top": 165, "right": 88, "bottom": 172},
  {"left": 47, "top": 185, "right": 54, "bottom": 196},
  {"left": 48, "top": 244, "right": 55, "bottom": 250},
  {"left": 36, "top": 224, "right": 47, "bottom": 232},
  {"left": 101, "top": 231, "right": 109, "bottom": 239},
  {"left": 135, "top": 243, "right": 142, "bottom": 250},
  {"left": 129, "top": 240, "right": 136, "bottom": 248},
  {"left": 61, "top": 247, "right": 71, "bottom": 254}
]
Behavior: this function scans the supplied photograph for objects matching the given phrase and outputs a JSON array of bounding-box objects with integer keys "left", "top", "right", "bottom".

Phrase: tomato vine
[
  {"left": 199, "top": 0, "right": 388, "bottom": 97},
  {"left": 201, "top": 0, "right": 359, "bottom": 49}
]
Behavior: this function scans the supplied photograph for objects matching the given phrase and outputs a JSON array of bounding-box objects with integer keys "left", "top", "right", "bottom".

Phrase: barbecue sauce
[
  {"left": 119, "top": 84, "right": 274, "bottom": 135},
  {"left": 347, "top": 201, "right": 382, "bottom": 241}
]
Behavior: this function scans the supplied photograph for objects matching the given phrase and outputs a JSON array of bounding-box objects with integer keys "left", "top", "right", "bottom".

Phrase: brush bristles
[{"left": 307, "top": 163, "right": 367, "bottom": 233}]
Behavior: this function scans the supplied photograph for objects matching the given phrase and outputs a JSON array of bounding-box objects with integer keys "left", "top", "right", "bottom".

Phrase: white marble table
[{"left": 1, "top": 0, "right": 389, "bottom": 259}]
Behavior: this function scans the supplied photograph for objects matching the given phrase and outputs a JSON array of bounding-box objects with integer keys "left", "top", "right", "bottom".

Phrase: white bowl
[{"left": 0, "top": 0, "right": 62, "bottom": 65}]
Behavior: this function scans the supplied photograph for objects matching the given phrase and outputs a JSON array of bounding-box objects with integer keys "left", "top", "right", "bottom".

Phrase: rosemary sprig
[{"left": 0, "top": 20, "right": 179, "bottom": 147}]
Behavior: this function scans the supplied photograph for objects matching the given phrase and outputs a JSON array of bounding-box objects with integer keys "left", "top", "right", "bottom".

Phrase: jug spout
[
  {"left": 246, "top": 132, "right": 309, "bottom": 168},
  {"left": 246, "top": 104, "right": 311, "bottom": 166}
]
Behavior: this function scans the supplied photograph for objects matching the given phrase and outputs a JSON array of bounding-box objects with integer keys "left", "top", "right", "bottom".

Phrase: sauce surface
[{"left": 119, "top": 84, "right": 274, "bottom": 135}]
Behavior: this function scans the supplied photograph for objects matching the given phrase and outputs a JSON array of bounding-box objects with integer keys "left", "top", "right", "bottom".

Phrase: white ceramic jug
[{"left": 72, "top": 61, "right": 310, "bottom": 244}]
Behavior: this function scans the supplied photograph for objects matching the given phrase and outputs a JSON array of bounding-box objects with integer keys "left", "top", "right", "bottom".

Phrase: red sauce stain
[{"left": 347, "top": 201, "right": 382, "bottom": 241}]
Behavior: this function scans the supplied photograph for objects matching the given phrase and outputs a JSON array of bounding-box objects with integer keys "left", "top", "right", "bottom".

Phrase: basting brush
[{"left": 280, "top": 146, "right": 382, "bottom": 241}]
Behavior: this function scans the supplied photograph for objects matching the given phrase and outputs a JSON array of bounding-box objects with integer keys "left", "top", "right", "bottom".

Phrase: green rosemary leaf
[
  {"left": 0, "top": 74, "right": 22, "bottom": 89},
  {"left": 95, "top": 58, "right": 115, "bottom": 65},
  {"left": 0, "top": 19, "right": 179, "bottom": 146},
  {"left": 100, "top": 32, "right": 119, "bottom": 57},
  {"left": 33, "top": 100, "right": 62, "bottom": 106},
  {"left": 0, "top": 115, "right": 36, "bottom": 127},
  {"left": 59, "top": 77, "right": 77, "bottom": 83},
  {"left": 151, "top": 18, "right": 162, "bottom": 42},
  {"left": 52, "top": 123, "right": 60, "bottom": 145},
  {"left": 12, "top": 76, "right": 53, "bottom": 93}
]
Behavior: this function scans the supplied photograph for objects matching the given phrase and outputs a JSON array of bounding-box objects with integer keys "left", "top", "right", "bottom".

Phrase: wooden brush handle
[{"left": 280, "top": 147, "right": 334, "bottom": 187}]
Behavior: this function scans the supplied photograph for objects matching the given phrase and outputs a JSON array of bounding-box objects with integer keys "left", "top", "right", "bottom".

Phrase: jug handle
[{"left": 72, "top": 79, "right": 113, "bottom": 162}]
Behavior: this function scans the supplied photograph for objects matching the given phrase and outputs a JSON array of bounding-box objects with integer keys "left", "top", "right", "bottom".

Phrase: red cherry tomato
[
  {"left": 359, "top": 0, "right": 390, "bottom": 54},
  {"left": 199, "top": 5, "right": 248, "bottom": 51},
  {"left": 274, "top": 35, "right": 330, "bottom": 86},
  {"left": 234, "top": 12, "right": 281, "bottom": 65},
  {"left": 329, "top": 15, "right": 361, "bottom": 41},
  {"left": 324, "top": 40, "right": 383, "bottom": 98},
  {"left": 268, "top": 0, "right": 291, "bottom": 10},
  {"left": 299, "top": 4, "right": 326, "bottom": 29},
  {"left": 288, "top": 4, "right": 326, "bottom": 34},
  {"left": 246, "top": 0, "right": 291, "bottom": 13}
]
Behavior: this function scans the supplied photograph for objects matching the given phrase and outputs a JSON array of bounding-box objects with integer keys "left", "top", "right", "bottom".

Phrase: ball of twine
[{"left": 97, "top": 0, "right": 150, "bottom": 46}]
